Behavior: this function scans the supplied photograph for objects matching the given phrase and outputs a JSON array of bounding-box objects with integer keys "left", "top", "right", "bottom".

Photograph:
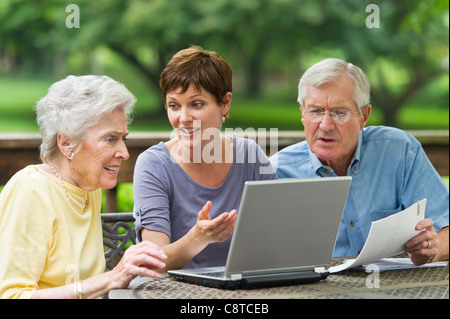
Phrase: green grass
[
  {"left": 397, "top": 107, "right": 450, "bottom": 130},
  {"left": 0, "top": 76, "right": 53, "bottom": 132},
  {"left": 0, "top": 74, "right": 448, "bottom": 132}
]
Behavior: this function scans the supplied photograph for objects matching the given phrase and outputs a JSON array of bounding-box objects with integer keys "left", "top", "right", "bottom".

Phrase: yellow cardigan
[{"left": 0, "top": 166, "right": 105, "bottom": 299}]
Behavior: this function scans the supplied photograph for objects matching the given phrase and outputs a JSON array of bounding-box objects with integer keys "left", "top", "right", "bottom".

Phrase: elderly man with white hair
[{"left": 270, "top": 58, "right": 449, "bottom": 266}]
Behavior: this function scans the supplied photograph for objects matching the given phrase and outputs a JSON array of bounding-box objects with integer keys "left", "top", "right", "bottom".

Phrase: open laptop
[{"left": 168, "top": 176, "right": 352, "bottom": 289}]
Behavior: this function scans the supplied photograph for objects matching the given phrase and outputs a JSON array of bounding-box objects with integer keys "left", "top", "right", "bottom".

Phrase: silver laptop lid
[{"left": 225, "top": 176, "right": 351, "bottom": 277}]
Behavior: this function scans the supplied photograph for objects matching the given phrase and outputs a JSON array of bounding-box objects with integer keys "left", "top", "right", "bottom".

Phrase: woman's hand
[
  {"left": 139, "top": 201, "right": 237, "bottom": 273},
  {"left": 109, "top": 240, "right": 167, "bottom": 289},
  {"left": 194, "top": 201, "right": 237, "bottom": 245},
  {"left": 31, "top": 241, "right": 166, "bottom": 299}
]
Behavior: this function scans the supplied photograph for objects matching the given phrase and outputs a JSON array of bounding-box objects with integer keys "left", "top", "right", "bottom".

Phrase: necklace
[{"left": 49, "top": 163, "right": 89, "bottom": 215}]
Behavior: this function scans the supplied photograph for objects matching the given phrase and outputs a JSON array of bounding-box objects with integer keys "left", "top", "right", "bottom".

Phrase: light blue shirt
[{"left": 270, "top": 126, "right": 449, "bottom": 257}]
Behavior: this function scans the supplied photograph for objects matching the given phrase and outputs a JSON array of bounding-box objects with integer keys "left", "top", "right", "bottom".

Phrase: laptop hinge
[
  {"left": 314, "top": 267, "right": 327, "bottom": 273},
  {"left": 230, "top": 273, "right": 242, "bottom": 280},
  {"left": 237, "top": 266, "right": 318, "bottom": 277}
]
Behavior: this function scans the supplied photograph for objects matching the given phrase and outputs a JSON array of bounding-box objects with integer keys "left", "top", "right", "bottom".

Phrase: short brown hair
[{"left": 160, "top": 46, "right": 232, "bottom": 108}]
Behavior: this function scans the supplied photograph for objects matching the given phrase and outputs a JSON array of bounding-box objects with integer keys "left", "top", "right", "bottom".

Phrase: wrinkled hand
[
  {"left": 194, "top": 201, "right": 237, "bottom": 245},
  {"left": 404, "top": 218, "right": 439, "bottom": 266},
  {"left": 110, "top": 241, "right": 167, "bottom": 289}
]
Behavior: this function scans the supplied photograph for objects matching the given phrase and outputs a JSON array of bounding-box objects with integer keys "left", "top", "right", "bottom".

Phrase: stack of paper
[
  {"left": 329, "top": 199, "right": 447, "bottom": 273},
  {"left": 333, "top": 257, "right": 448, "bottom": 272}
]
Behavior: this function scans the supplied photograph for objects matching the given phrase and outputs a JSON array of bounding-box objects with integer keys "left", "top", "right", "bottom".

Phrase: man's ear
[
  {"left": 359, "top": 105, "right": 371, "bottom": 130},
  {"left": 300, "top": 105, "right": 305, "bottom": 124}
]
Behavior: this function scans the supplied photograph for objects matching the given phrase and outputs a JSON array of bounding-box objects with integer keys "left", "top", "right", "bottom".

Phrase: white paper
[
  {"left": 353, "top": 258, "right": 448, "bottom": 272},
  {"left": 330, "top": 199, "right": 427, "bottom": 273}
]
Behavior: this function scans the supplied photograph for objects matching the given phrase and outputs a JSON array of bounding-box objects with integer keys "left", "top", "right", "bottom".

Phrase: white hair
[
  {"left": 297, "top": 58, "right": 370, "bottom": 109},
  {"left": 35, "top": 75, "right": 136, "bottom": 162}
]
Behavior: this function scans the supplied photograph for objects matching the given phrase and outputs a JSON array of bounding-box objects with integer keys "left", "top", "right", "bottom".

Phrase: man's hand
[{"left": 404, "top": 218, "right": 439, "bottom": 265}]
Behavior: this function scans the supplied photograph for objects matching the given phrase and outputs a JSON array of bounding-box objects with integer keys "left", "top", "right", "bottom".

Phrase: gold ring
[
  {"left": 427, "top": 240, "right": 431, "bottom": 248},
  {"left": 136, "top": 267, "right": 141, "bottom": 276}
]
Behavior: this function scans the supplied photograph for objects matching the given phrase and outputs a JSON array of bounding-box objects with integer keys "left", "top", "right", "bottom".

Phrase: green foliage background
[
  {"left": 0, "top": 0, "right": 448, "bottom": 132},
  {"left": 0, "top": 0, "right": 448, "bottom": 210}
]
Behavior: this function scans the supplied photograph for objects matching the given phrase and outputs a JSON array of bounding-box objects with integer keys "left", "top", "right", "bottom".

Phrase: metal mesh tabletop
[{"left": 109, "top": 264, "right": 449, "bottom": 299}]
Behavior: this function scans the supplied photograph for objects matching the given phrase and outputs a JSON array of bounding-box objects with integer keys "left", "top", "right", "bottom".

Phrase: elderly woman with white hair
[{"left": 0, "top": 75, "right": 166, "bottom": 299}]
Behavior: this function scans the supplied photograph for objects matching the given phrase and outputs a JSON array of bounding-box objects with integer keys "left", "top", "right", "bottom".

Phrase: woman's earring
[
  {"left": 67, "top": 153, "right": 74, "bottom": 160},
  {"left": 221, "top": 115, "right": 226, "bottom": 123}
]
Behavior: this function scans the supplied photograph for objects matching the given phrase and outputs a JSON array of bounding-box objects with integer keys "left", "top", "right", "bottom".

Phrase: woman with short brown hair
[{"left": 133, "top": 46, "right": 277, "bottom": 271}]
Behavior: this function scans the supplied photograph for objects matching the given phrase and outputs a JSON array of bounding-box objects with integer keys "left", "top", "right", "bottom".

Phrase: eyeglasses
[{"left": 303, "top": 107, "right": 359, "bottom": 123}]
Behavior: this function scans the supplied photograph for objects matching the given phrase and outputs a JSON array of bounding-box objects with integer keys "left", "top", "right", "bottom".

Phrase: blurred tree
[
  {"left": 67, "top": 0, "right": 320, "bottom": 103},
  {"left": 322, "top": 0, "right": 449, "bottom": 126},
  {"left": 0, "top": 0, "right": 62, "bottom": 75},
  {"left": 0, "top": 0, "right": 448, "bottom": 126}
]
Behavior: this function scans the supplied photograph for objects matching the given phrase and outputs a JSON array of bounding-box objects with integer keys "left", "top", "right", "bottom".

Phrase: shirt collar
[
  {"left": 308, "top": 130, "right": 363, "bottom": 175},
  {"left": 307, "top": 145, "right": 326, "bottom": 174},
  {"left": 352, "top": 130, "right": 363, "bottom": 165}
]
